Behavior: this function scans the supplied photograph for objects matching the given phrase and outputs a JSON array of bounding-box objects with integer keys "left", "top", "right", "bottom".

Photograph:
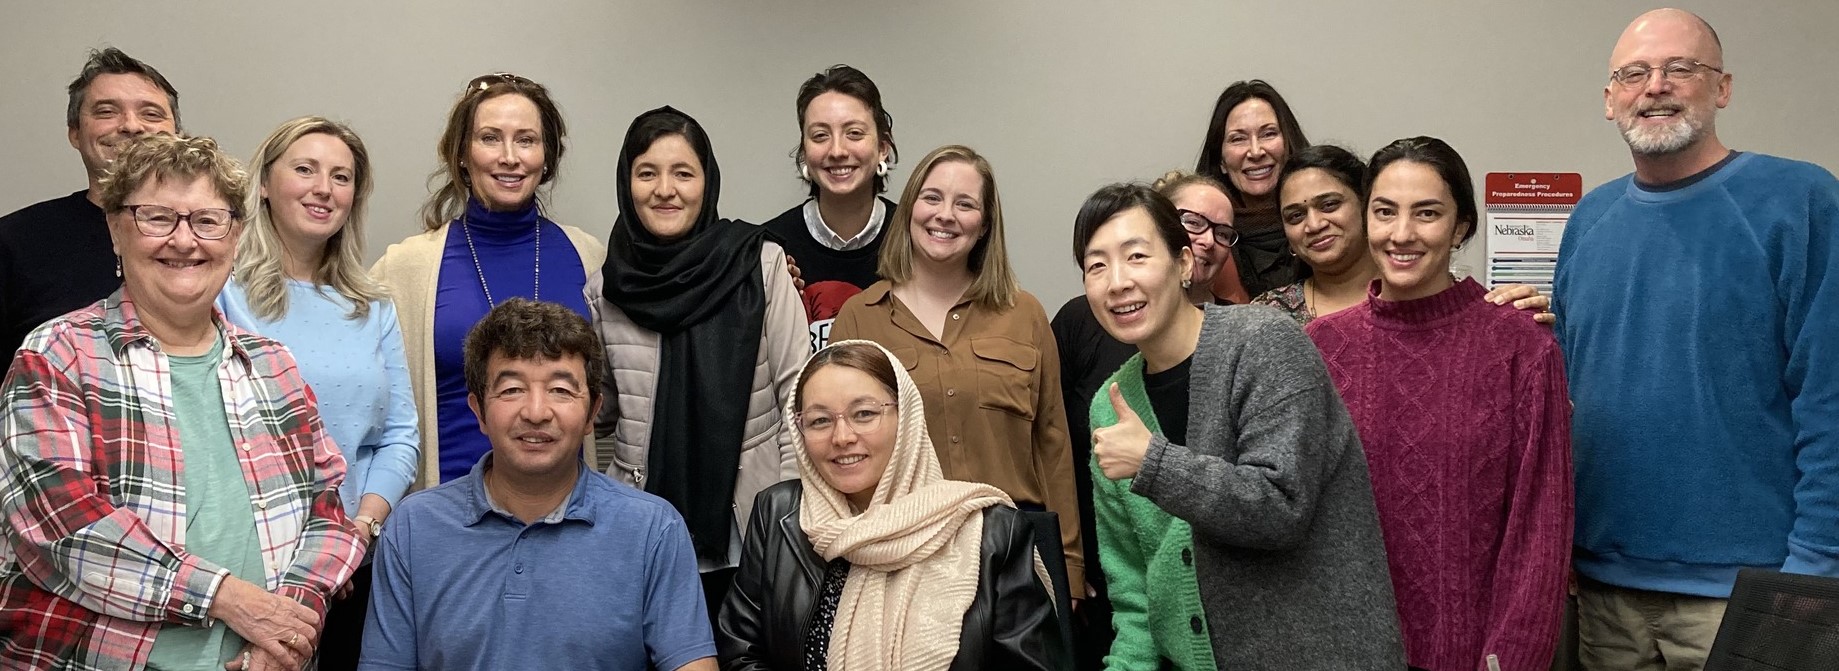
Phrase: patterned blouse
[
  {"left": 0, "top": 292, "right": 362, "bottom": 670},
  {"left": 803, "top": 558, "right": 853, "bottom": 670},
  {"left": 1250, "top": 281, "right": 1316, "bottom": 326}
]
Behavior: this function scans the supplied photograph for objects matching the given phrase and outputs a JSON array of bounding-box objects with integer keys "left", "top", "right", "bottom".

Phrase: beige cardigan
[
  {"left": 585, "top": 242, "right": 806, "bottom": 544},
  {"left": 369, "top": 222, "right": 607, "bottom": 492}
]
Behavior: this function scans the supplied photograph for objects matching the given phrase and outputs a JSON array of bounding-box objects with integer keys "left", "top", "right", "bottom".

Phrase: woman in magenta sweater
[{"left": 1305, "top": 137, "right": 1573, "bottom": 671}]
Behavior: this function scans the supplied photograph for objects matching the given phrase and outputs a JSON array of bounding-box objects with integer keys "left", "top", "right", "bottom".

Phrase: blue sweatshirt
[
  {"left": 219, "top": 279, "right": 421, "bottom": 516},
  {"left": 1554, "top": 152, "right": 1839, "bottom": 597}
]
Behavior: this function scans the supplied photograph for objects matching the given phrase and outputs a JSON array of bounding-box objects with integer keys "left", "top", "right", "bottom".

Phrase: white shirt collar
[{"left": 803, "top": 198, "right": 886, "bottom": 252}]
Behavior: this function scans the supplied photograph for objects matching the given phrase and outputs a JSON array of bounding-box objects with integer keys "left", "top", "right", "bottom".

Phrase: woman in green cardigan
[{"left": 1072, "top": 182, "right": 1403, "bottom": 670}]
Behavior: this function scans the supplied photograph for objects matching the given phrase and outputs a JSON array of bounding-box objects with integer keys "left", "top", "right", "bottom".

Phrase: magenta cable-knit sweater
[{"left": 1307, "top": 278, "right": 1573, "bottom": 671}]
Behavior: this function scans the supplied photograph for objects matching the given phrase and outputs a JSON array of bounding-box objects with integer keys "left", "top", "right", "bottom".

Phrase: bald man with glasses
[{"left": 1553, "top": 9, "right": 1839, "bottom": 670}]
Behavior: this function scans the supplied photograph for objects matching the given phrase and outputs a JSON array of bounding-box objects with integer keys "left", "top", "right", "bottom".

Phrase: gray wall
[{"left": 3, "top": 0, "right": 1834, "bottom": 305}]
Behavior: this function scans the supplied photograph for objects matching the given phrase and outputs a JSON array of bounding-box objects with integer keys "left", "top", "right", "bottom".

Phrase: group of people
[{"left": 1, "top": 7, "right": 1833, "bottom": 671}]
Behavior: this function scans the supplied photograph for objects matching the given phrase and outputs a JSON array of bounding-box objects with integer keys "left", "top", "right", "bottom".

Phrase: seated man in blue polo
[{"left": 359, "top": 298, "right": 716, "bottom": 671}]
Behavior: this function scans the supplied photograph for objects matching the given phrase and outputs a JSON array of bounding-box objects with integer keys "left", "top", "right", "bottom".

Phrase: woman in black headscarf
[{"left": 585, "top": 106, "right": 809, "bottom": 621}]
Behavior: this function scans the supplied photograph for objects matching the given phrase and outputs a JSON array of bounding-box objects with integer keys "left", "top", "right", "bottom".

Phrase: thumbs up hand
[{"left": 1094, "top": 383, "right": 1153, "bottom": 480}]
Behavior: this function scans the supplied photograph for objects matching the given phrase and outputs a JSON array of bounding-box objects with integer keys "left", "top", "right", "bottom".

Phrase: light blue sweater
[
  {"left": 219, "top": 279, "right": 420, "bottom": 515},
  {"left": 1554, "top": 152, "right": 1839, "bottom": 597}
]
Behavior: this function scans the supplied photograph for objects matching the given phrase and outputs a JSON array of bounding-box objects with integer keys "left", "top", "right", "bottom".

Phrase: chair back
[{"left": 1704, "top": 568, "right": 1839, "bottom": 670}]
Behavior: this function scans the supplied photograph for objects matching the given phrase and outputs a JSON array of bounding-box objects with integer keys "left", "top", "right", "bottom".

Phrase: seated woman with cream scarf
[{"left": 715, "top": 340, "right": 1066, "bottom": 670}]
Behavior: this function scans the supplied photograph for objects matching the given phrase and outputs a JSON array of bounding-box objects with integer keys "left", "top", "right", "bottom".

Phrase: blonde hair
[
  {"left": 234, "top": 116, "right": 386, "bottom": 321},
  {"left": 877, "top": 144, "right": 1016, "bottom": 310},
  {"left": 97, "top": 133, "right": 246, "bottom": 213},
  {"left": 1152, "top": 169, "right": 1230, "bottom": 201}
]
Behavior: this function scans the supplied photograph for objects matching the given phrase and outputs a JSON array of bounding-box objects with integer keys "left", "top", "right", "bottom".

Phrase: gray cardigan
[{"left": 1132, "top": 304, "right": 1405, "bottom": 668}]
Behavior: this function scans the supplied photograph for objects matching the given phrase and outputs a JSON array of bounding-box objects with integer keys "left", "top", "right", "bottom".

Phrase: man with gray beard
[{"left": 1552, "top": 8, "right": 1839, "bottom": 671}]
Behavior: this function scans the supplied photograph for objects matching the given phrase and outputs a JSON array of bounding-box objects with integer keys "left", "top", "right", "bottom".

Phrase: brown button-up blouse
[{"left": 831, "top": 280, "right": 1084, "bottom": 588}]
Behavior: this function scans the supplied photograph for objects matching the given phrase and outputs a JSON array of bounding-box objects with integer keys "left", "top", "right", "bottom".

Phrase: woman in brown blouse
[{"left": 829, "top": 144, "right": 1082, "bottom": 616}]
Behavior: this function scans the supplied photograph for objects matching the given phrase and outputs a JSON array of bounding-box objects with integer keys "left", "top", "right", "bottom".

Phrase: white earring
[
  {"left": 876, "top": 160, "right": 889, "bottom": 177},
  {"left": 798, "top": 162, "right": 810, "bottom": 182},
  {"left": 1182, "top": 278, "right": 1192, "bottom": 290}
]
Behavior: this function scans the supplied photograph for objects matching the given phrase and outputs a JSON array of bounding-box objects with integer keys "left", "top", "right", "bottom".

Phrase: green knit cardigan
[{"left": 1090, "top": 354, "right": 1219, "bottom": 671}]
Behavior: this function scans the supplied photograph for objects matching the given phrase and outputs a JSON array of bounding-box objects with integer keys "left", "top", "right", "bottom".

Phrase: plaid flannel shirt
[{"left": 0, "top": 292, "right": 362, "bottom": 670}]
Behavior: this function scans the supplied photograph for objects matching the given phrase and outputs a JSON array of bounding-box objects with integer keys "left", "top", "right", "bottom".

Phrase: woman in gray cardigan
[{"left": 1075, "top": 182, "right": 1403, "bottom": 669}]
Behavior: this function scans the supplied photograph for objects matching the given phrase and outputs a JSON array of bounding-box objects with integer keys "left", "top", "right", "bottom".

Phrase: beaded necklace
[{"left": 460, "top": 213, "right": 539, "bottom": 307}]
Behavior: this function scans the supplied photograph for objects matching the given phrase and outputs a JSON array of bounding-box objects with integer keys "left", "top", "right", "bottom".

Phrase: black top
[
  {"left": 1142, "top": 355, "right": 1194, "bottom": 445},
  {"left": 761, "top": 197, "right": 894, "bottom": 292},
  {"left": 1230, "top": 205, "right": 1306, "bottom": 298},
  {"left": 802, "top": 559, "right": 851, "bottom": 671},
  {"left": 602, "top": 106, "right": 768, "bottom": 561},
  {"left": 1048, "top": 295, "right": 1138, "bottom": 592},
  {"left": 1050, "top": 294, "right": 1229, "bottom": 595},
  {"left": 762, "top": 197, "right": 896, "bottom": 352},
  {"left": 0, "top": 190, "right": 116, "bottom": 371}
]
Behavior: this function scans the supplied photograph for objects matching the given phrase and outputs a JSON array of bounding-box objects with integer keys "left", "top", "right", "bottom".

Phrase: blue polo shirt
[{"left": 358, "top": 455, "right": 715, "bottom": 671}]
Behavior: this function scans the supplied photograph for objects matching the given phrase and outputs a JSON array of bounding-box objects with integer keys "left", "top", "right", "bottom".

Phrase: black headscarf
[{"left": 601, "top": 106, "right": 768, "bottom": 561}]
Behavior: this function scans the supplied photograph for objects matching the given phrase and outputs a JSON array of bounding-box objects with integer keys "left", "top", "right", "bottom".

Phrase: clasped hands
[{"left": 211, "top": 577, "right": 318, "bottom": 671}]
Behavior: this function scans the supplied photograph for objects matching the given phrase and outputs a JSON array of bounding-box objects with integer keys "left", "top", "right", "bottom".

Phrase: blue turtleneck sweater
[{"left": 433, "top": 199, "right": 591, "bottom": 483}]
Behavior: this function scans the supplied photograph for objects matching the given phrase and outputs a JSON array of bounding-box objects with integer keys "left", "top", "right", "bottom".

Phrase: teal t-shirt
[{"left": 146, "top": 336, "right": 268, "bottom": 671}]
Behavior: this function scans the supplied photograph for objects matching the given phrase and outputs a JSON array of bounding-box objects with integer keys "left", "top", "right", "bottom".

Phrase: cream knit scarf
[{"left": 794, "top": 340, "right": 1045, "bottom": 671}]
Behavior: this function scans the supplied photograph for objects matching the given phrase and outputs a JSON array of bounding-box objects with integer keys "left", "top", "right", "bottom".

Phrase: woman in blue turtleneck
[{"left": 372, "top": 73, "right": 605, "bottom": 490}]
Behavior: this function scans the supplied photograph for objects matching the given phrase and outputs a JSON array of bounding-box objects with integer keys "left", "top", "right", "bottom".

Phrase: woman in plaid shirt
[{"left": 0, "top": 133, "right": 362, "bottom": 671}]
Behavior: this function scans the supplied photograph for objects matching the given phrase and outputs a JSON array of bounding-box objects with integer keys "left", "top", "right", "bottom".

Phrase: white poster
[{"left": 1484, "top": 210, "right": 1569, "bottom": 292}]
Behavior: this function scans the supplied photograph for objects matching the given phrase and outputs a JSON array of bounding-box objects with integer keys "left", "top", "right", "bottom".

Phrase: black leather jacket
[{"left": 715, "top": 481, "right": 1067, "bottom": 670}]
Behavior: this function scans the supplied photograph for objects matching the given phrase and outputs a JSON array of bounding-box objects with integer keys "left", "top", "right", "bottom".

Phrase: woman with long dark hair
[
  {"left": 1255, "top": 144, "right": 1552, "bottom": 325},
  {"left": 1308, "top": 137, "right": 1573, "bottom": 670},
  {"left": 1194, "top": 79, "right": 1311, "bottom": 300}
]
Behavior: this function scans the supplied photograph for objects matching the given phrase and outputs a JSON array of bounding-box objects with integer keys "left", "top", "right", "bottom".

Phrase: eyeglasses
[
  {"left": 120, "top": 204, "right": 238, "bottom": 240},
  {"left": 795, "top": 402, "right": 897, "bottom": 440},
  {"left": 1609, "top": 59, "right": 1722, "bottom": 87},
  {"left": 1178, "top": 209, "right": 1240, "bottom": 247},
  {"left": 467, "top": 72, "right": 532, "bottom": 93}
]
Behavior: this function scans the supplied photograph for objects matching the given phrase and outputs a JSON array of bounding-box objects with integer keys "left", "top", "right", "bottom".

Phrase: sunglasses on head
[{"left": 466, "top": 72, "right": 532, "bottom": 94}]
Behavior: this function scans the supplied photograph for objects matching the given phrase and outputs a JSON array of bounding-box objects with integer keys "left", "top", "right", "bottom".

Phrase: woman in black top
[
  {"left": 760, "top": 65, "right": 901, "bottom": 351},
  {"left": 1194, "top": 79, "right": 1312, "bottom": 299}
]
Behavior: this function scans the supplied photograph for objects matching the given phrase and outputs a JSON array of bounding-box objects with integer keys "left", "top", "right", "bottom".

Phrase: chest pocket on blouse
[
  {"left": 970, "top": 337, "right": 1037, "bottom": 421},
  {"left": 240, "top": 419, "right": 312, "bottom": 489},
  {"left": 889, "top": 346, "right": 922, "bottom": 381}
]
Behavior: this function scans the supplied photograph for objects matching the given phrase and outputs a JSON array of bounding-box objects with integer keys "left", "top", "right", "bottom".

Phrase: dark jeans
[
  {"left": 702, "top": 566, "right": 738, "bottom": 628},
  {"left": 1072, "top": 577, "right": 1116, "bottom": 671},
  {"left": 316, "top": 557, "right": 373, "bottom": 671}
]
